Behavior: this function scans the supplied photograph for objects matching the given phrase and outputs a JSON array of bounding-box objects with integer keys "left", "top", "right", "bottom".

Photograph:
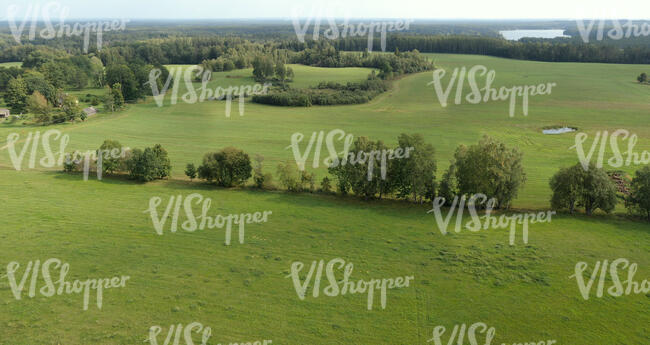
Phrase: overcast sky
[{"left": 0, "top": 0, "right": 648, "bottom": 20}]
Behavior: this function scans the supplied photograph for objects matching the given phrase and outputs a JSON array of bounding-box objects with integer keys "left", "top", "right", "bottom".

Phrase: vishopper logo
[
  {"left": 571, "top": 258, "right": 649, "bottom": 300},
  {"left": 428, "top": 322, "right": 495, "bottom": 345},
  {"left": 1, "top": 258, "right": 130, "bottom": 311},
  {"left": 145, "top": 323, "right": 211, "bottom": 345},
  {"left": 144, "top": 194, "right": 273, "bottom": 245},
  {"left": 570, "top": 129, "right": 650, "bottom": 171},
  {"left": 286, "top": 129, "right": 414, "bottom": 181},
  {"left": 3, "top": 2, "right": 129, "bottom": 53},
  {"left": 145, "top": 323, "right": 272, "bottom": 345},
  {"left": 291, "top": 5, "right": 412, "bottom": 52},
  {"left": 2, "top": 130, "right": 129, "bottom": 181},
  {"left": 576, "top": 18, "right": 650, "bottom": 43},
  {"left": 427, "top": 322, "right": 557, "bottom": 345},
  {"left": 428, "top": 194, "right": 555, "bottom": 245},
  {"left": 287, "top": 257, "right": 414, "bottom": 311},
  {"left": 428, "top": 65, "right": 556, "bottom": 118},
  {"left": 146, "top": 66, "right": 271, "bottom": 118}
]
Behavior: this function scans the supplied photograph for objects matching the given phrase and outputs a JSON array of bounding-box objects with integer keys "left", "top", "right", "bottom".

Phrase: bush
[
  {"left": 185, "top": 163, "right": 197, "bottom": 181},
  {"left": 447, "top": 136, "right": 525, "bottom": 209},
  {"left": 261, "top": 173, "right": 275, "bottom": 190},
  {"left": 301, "top": 170, "right": 316, "bottom": 192},
  {"left": 437, "top": 162, "right": 458, "bottom": 205},
  {"left": 320, "top": 176, "right": 332, "bottom": 193},
  {"left": 549, "top": 162, "right": 618, "bottom": 215},
  {"left": 626, "top": 166, "right": 650, "bottom": 221},
  {"left": 98, "top": 140, "right": 127, "bottom": 175},
  {"left": 198, "top": 147, "right": 252, "bottom": 187},
  {"left": 253, "top": 154, "right": 266, "bottom": 189},
  {"left": 276, "top": 161, "right": 302, "bottom": 192},
  {"left": 126, "top": 144, "right": 171, "bottom": 182}
]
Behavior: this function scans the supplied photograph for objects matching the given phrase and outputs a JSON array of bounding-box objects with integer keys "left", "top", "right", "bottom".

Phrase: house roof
[{"left": 83, "top": 107, "right": 97, "bottom": 114}]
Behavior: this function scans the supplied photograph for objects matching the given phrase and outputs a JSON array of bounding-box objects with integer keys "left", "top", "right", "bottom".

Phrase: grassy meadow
[{"left": 0, "top": 54, "right": 649, "bottom": 344}]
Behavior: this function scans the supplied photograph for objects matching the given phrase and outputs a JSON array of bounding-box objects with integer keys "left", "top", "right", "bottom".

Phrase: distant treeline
[
  {"left": 2, "top": 23, "right": 650, "bottom": 65},
  {"left": 306, "top": 35, "right": 650, "bottom": 64}
]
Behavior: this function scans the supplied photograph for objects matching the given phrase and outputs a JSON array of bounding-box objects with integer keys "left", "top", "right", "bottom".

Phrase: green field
[
  {"left": 3, "top": 54, "right": 650, "bottom": 209},
  {"left": 1, "top": 54, "right": 649, "bottom": 344},
  {"left": 163, "top": 64, "right": 376, "bottom": 91},
  {"left": 0, "top": 62, "right": 22, "bottom": 68}
]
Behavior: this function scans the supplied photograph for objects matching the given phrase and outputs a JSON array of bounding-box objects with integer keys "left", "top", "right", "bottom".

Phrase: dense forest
[{"left": 2, "top": 20, "right": 650, "bottom": 64}]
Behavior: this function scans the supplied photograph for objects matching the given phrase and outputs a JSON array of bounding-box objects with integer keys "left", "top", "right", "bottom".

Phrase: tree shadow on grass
[
  {"left": 161, "top": 179, "right": 431, "bottom": 221},
  {"left": 46, "top": 172, "right": 650, "bottom": 232},
  {"left": 49, "top": 170, "right": 145, "bottom": 186}
]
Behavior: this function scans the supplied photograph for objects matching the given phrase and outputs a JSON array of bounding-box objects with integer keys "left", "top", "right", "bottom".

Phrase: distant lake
[{"left": 500, "top": 30, "right": 570, "bottom": 40}]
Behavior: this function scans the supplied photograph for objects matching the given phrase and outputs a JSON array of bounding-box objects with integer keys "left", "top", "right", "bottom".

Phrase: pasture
[{"left": 0, "top": 54, "right": 649, "bottom": 344}]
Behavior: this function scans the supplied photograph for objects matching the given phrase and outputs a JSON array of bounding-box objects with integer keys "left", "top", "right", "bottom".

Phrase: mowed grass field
[
  {"left": 163, "top": 64, "right": 376, "bottom": 90},
  {"left": 0, "top": 168, "right": 648, "bottom": 345},
  {"left": 0, "top": 54, "right": 649, "bottom": 344},
  {"left": 2, "top": 54, "right": 650, "bottom": 209},
  {"left": 0, "top": 62, "right": 22, "bottom": 68}
]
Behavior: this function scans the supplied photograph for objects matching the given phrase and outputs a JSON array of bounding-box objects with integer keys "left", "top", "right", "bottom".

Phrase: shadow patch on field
[
  {"left": 50, "top": 171, "right": 145, "bottom": 185},
  {"left": 431, "top": 244, "right": 551, "bottom": 287}
]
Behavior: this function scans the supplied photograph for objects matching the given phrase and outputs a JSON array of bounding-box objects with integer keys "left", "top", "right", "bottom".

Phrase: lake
[{"left": 500, "top": 29, "right": 570, "bottom": 40}]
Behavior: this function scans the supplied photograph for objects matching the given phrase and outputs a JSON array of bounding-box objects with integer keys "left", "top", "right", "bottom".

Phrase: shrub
[
  {"left": 276, "top": 161, "right": 302, "bottom": 192},
  {"left": 320, "top": 176, "right": 332, "bottom": 193},
  {"left": 98, "top": 140, "right": 127, "bottom": 175},
  {"left": 549, "top": 162, "right": 618, "bottom": 215},
  {"left": 447, "top": 136, "right": 525, "bottom": 209},
  {"left": 301, "top": 170, "right": 316, "bottom": 193},
  {"left": 261, "top": 173, "right": 275, "bottom": 190},
  {"left": 437, "top": 161, "right": 458, "bottom": 205},
  {"left": 626, "top": 166, "right": 650, "bottom": 221},
  {"left": 253, "top": 154, "right": 266, "bottom": 189},
  {"left": 126, "top": 144, "right": 171, "bottom": 182},
  {"left": 392, "top": 133, "right": 436, "bottom": 202},
  {"left": 198, "top": 147, "right": 252, "bottom": 187},
  {"left": 185, "top": 163, "right": 197, "bottom": 181}
]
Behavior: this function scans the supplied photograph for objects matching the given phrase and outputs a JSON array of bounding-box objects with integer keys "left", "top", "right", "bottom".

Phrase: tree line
[
  {"left": 311, "top": 35, "right": 650, "bottom": 64},
  {"left": 183, "top": 135, "right": 528, "bottom": 208},
  {"left": 58, "top": 135, "right": 650, "bottom": 222},
  {"left": 252, "top": 75, "right": 389, "bottom": 107},
  {"left": 550, "top": 163, "right": 650, "bottom": 221},
  {"left": 63, "top": 140, "right": 171, "bottom": 182}
]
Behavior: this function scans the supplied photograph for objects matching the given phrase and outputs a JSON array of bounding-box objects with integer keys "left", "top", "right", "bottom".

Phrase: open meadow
[{"left": 1, "top": 52, "right": 649, "bottom": 344}]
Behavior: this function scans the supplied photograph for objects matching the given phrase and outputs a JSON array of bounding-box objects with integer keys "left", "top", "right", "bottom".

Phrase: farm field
[
  {"left": 3, "top": 54, "right": 650, "bottom": 209},
  {"left": 0, "top": 62, "right": 22, "bottom": 68},
  {"left": 162, "top": 64, "right": 376, "bottom": 90},
  {"left": 0, "top": 168, "right": 648, "bottom": 344},
  {"left": 0, "top": 52, "right": 649, "bottom": 345}
]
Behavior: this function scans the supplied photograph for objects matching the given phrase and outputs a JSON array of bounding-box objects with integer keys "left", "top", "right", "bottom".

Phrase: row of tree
[
  {"left": 183, "top": 135, "right": 528, "bottom": 209},
  {"left": 59, "top": 137, "right": 649, "bottom": 222},
  {"left": 317, "top": 35, "right": 650, "bottom": 64},
  {"left": 63, "top": 140, "right": 171, "bottom": 182},
  {"left": 550, "top": 163, "right": 650, "bottom": 220},
  {"left": 290, "top": 44, "right": 433, "bottom": 79},
  {"left": 252, "top": 75, "right": 389, "bottom": 107}
]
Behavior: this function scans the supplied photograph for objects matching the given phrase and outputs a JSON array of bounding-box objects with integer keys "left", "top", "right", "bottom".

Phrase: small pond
[{"left": 542, "top": 127, "right": 577, "bottom": 135}]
